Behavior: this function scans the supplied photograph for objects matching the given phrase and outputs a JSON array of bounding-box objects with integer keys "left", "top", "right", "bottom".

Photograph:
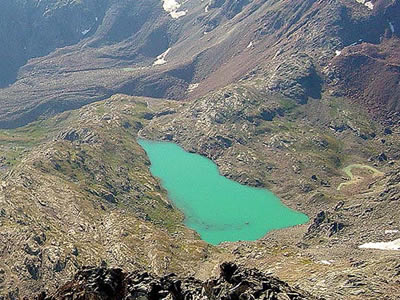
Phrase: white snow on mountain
[
  {"left": 389, "top": 22, "right": 395, "bottom": 33},
  {"left": 153, "top": 48, "right": 171, "bottom": 66},
  {"left": 162, "top": 0, "right": 187, "bottom": 19},
  {"left": 359, "top": 239, "right": 400, "bottom": 251},
  {"left": 355, "top": 0, "right": 374, "bottom": 10}
]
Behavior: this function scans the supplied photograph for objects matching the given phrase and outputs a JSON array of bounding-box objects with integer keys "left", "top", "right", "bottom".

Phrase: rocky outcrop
[
  {"left": 57, "top": 128, "right": 98, "bottom": 144},
  {"left": 304, "top": 211, "right": 345, "bottom": 239},
  {"left": 33, "top": 263, "right": 317, "bottom": 300},
  {"left": 267, "top": 54, "right": 322, "bottom": 103}
]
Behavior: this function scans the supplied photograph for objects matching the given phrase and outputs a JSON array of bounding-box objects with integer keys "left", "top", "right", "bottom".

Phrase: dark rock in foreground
[{"left": 32, "top": 262, "right": 318, "bottom": 300}]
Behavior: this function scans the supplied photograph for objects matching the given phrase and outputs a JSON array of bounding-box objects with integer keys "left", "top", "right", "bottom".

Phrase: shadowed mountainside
[{"left": 0, "top": 0, "right": 109, "bottom": 87}]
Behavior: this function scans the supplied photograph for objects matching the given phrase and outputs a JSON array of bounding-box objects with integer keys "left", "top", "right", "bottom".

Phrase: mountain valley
[{"left": 0, "top": 0, "right": 400, "bottom": 299}]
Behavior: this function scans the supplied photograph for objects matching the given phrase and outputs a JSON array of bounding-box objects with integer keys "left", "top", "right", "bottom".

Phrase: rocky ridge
[{"left": 33, "top": 262, "right": 317, "bottom": 300}]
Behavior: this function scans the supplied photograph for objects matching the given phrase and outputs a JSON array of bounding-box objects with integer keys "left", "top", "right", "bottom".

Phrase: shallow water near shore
[{"left": 138, "top": 139, "right": 309, "bottom": 245}]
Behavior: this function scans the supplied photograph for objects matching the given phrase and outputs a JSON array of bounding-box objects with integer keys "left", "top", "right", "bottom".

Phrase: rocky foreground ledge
[{"left": 32, "top": 262, "right": 318, "bottom": 300}]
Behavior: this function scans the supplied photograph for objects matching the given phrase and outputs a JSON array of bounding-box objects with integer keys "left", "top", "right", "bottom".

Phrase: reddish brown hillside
[{"left": 328, "top": 37, "right": 400, "bottom": 123}]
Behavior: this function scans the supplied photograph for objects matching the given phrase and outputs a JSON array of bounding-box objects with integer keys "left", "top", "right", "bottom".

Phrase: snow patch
[
  {"left": 187, "top": 83, "right": 199, "bottom": 93},
  {"left": 359, "top": 238, "right": 400, "bottom": 251},
  {"left": 319, "top": 260, "right": 333, "bottom": 265},
  {"left": 153, "top": 48, "right": 171, "bottom": 66},
  {"left": 365, "top": 1, "right": 374, "bottom": 9},
  {"left": 162, "top": 0, "right": 187, "bottom": 19},
  {"left": 274, "top": 48, "right": 283, "bottom": 58},
  {"left": 335, "top": 50, "right": 342, "bottom": 56},
  {"left": 81, "top": 28, "right": 91, "bottom": 35},
  {"left": 205, "top": 5, "right": 209, "bottom": 13},
  {"left": 355, "top": 0, "right": 374, "bottom": 10},
  {"left": 385, "top": 230, "right": 399, "bottom": 234},
  {"left": 389, "top": 22, "right": 395, "bottom": 33},
  {"left": 247, "top": 41, "right": 254, "bottom": 49}
]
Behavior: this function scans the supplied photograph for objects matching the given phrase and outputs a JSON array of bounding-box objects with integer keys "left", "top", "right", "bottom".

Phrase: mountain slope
[{"left": 0, "top": 0, "right": 399, "bottom": 128}]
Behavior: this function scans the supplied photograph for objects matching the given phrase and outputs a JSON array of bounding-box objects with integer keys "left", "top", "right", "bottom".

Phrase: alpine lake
[{"left": 138, "top": 139, "right": 309, "bottom": 245}]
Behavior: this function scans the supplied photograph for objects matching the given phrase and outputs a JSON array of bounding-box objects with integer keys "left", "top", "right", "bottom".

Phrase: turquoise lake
[{"left": 138, "top": 139, "right": 309, "bottom": 245}]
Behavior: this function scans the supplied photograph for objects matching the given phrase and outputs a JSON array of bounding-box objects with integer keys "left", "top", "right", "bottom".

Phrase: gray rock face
[
  {"left": 267, "top": 54, "right": 322, "bottom": 104},
  {"left": 304, "top": 211, "right": 345, "bottom": 240},
  {"left": 57, "top": 128, "right": 98, "bottom": 144}
]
